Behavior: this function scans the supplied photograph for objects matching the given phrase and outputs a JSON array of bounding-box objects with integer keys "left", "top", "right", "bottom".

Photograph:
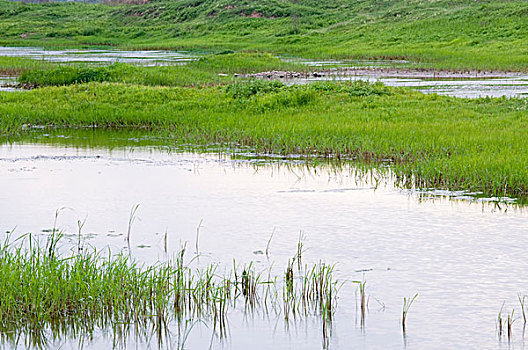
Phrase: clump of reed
[
  {"left": 496, "top": 295, "right": 528, "bottom": 342},
  {"left": 497, "top": 306, "right": 516, "bottom": 341},
  {"left": 0, "top": 232, "right": 339, "bottom": 347},
  {"left": 495, "top": 294, "right": 528, "bottom": 342}
]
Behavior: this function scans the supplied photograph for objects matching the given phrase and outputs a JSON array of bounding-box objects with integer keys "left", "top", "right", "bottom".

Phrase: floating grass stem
[
  {"left": 126, "top": 203, "right": 140, "bottom": 244},
  {"left": 195, "top": 219, "right": 203, "bottom": 254}
]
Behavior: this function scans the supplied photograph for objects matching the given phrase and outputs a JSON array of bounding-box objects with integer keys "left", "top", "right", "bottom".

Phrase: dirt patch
[
  {"left": 103, "top": 0, "right": 150, "bottom": 4},
  {"left": 245, "top": 67, "right": 528, "bottom": 80},
  {"left": 240, "top": 10, "right": 275, "bottom": 19}
]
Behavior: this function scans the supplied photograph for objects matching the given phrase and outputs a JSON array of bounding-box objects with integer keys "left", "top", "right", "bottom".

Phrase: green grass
[
  {"left": 0, "top": 56, "right": 55, "bottom": 76},
  {"left": 0, "top": 230, "right": 338, "bottom": 347},
  {"left": 17, "top": 53, "right": 309, "bottom": 87},
  {"left": 1, "top": 0, "right": 528, "bottom": 70},
  {"left": 1, "top": 80, "right": 528, "bottom": 199}
]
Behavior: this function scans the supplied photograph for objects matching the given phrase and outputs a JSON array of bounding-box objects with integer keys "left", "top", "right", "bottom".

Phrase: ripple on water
[{"left": 1, "top": 139, "right": 528, "bottom": 349}]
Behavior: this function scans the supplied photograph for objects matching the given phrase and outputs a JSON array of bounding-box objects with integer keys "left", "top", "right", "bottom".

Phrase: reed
[
  {"left": 497, "top": 303, "right": 504, "bottom": 337},
  {"left": 507, "top": 309, "right": 516, "bottom": 341},
  {"left": 295, "top": 231, "right": 305, "bottom": 270},
  {"left": 265, "top": 227, "right": 275, "bottom": 258},
  {"left": 402, "top": 294, "right": 418, "bottom": 333},
  {"left": 126, "top": 203, "right": 140, "bottom": 244},
  {"left": 518, "top": 294, "right": 526, "bottom": 325},
  {"left": 353, "top": 280, "right": 367, "bottom": 327}
]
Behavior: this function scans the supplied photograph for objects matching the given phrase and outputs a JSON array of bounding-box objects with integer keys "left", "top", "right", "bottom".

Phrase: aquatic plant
[
  {"left": 126, "top": 203, "right": 140, "bottom": 244},
  {"left": 265, "top": 227, "right": 275, "bottom": 257},
  {"left": 497, "top": 303, "right": 505, "bottom": 337},
  {"left": 295, "top": 231, "right": 305, "bottom": 270},
  {"left": 507, "top": 309, "right": 516, "bottom": 341},
  {"left": 353, "top": 280, "right": 367, "bottom": 328},
  {"left": 518, "top": 294, "right": 527, "bottom": 326},
  {"left": 402, "top": 293, "right": 418, "bottom": 333}
]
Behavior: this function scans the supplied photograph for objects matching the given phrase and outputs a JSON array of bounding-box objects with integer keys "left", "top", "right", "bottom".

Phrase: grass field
[
  {"left": 1, "top": 0, "right": 528, "bottom": 70},
  {"left": 1, "top": 80, "right": 527, "bottom": 199}
]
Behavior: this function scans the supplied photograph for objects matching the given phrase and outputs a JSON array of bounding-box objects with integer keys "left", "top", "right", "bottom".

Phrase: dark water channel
[{"left": 1, "top": 130, "right": 528, "bottom": 349}]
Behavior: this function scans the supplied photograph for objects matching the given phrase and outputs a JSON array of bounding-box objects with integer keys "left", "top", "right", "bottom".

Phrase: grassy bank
[
  {"left": 1, "top": 80, "right": 527, "bottom": 198},
  {"left": 0, "top": 56, "right": 55, "bottom": 76},
  {"left": 0, "top": 231, "right": 337, "bottom": 346},
  {"left": 1, "top": 0, "right": 528, "bottom": 70}
]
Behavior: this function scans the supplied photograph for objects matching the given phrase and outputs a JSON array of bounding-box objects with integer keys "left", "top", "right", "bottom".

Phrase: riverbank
[{"left": 1, "top": 80, "right": 527, "bottom": 199}]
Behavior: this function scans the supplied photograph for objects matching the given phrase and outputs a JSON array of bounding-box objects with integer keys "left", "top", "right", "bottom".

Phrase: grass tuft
[{"left": 0, "top": 232, "right": 340, "bottom": 346}]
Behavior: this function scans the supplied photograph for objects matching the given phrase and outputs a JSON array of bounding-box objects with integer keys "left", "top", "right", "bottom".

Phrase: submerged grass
[
  {"left": 0, "top": 231, "right": 339, "bottom": 348},
  {"left": 1, "top": 80, "right": 528, "bottom": 199}
]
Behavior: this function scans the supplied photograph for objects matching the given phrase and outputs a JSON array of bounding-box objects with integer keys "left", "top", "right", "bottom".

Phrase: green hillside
[{"left": 1, "top": 0, "right": 528, "bottom": 69}]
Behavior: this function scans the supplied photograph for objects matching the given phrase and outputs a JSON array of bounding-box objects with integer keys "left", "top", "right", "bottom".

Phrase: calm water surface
[
  {"left": 284, "top": 75, "right": 528, "bottom": 99},
  {"left": 1, "top": 133, "right": 528, "bottom": 349},
  {"left": 0, "top": 46, "right": 196, "bottom": 65}
]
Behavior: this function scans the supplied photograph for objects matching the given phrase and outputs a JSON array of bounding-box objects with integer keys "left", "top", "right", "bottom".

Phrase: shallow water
[
  {"left": 284, "top": 75, "right": 528, "bottom": 99},
  {"left": 1, "top": 131, "right": 528, "bottom": 349},
  {"left": 0, "top": 76, "right": 17, "bottom": 91},
  {"left": 0, "top": 46, "right": 196, "bottom": 65}
]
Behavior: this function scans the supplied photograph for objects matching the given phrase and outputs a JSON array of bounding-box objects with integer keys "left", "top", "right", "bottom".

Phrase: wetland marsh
[
  {"left": 2, "top": 0, "right": 528, "bottom": 347},
  {"left": 3, "top": 47, "right": 528, "bottom": 98}
]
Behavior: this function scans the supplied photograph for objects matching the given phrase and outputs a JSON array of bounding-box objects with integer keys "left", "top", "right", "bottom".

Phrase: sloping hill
[{"left": 0, "top": 0, "right": 527, "bottom": 69}]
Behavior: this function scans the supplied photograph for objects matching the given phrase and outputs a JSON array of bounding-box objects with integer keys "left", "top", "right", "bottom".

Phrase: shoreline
[{"left": 244, "top": 67, "right": 528, "bottom": 80}]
